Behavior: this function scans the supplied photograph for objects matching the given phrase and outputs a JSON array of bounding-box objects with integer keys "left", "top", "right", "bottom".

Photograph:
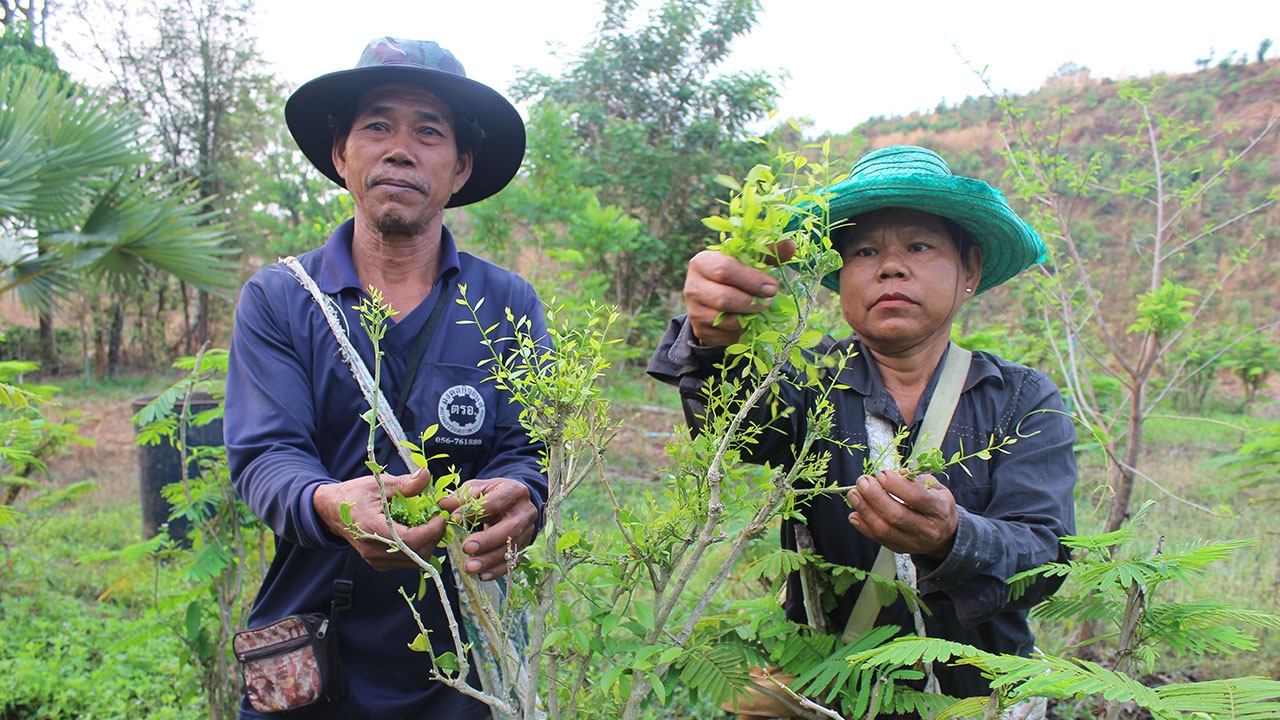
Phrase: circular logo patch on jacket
[{"left": 438, "top": 385, "right": 485, "bottom": 436}]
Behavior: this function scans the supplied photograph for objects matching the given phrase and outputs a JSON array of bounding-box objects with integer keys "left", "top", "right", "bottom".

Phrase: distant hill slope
[{"left": 823, "top": 58, "right": 1280, "bottom": 331}]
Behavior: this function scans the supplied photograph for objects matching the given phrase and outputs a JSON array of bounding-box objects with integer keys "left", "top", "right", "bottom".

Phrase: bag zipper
[{"left": 236, "top": 632, "right": 314, "bottom": 663}]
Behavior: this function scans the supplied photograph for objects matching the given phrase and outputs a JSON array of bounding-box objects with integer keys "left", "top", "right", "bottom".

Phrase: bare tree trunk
[
  {"left": 180, "top": 280, "right": 193, "bottom": 354},
  {"left": 106, "top": 300, "right": 125, "bottom": 377},
  {"left": 37, "top": 311, "right": 61, "bottom": 375},
  {"left": 194, "top": 288, "right": 210, "bottom": 350}
]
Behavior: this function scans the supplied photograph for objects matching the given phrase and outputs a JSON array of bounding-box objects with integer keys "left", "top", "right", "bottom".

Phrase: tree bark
[
  {"left": 37, "top": 311, "right": 61, "bottom": 375},
  {"left": 106, "top": 300, "right": 124, "bottom": 377}
]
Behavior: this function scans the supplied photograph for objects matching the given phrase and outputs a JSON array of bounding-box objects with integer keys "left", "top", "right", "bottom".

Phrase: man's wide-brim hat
[
  {"left": 285, "top": 37, "right": 525, "bottom": 207},
  {"left": 818, "top": 145, "right": 1045, "bottom": 295}
]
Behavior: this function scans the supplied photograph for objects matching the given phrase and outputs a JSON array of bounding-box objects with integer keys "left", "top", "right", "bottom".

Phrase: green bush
[{"left": 0, "top": 325, "right": 78, "bottom": 365}]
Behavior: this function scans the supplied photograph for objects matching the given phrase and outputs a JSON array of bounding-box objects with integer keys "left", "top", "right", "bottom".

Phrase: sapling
[{"left": 336, "top": 288, "right": 530, "bottom": 719}]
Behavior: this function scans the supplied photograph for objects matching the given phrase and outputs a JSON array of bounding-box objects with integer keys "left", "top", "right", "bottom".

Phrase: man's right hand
[
  {"left": 684, "top": 241, "right": 797, "bottom": 347},
  {"left": 312, "top": 468, "right": 445, "bottom": 570}
]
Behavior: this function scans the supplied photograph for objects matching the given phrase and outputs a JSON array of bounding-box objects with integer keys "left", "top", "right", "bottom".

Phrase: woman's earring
[{"left": 965, "top": 288, "right": 972, "bottom": 293}]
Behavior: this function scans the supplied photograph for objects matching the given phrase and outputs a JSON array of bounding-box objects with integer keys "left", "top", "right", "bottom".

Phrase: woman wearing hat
[{"left": 648, "top": 145, "right": 1077, "bottom": 716}]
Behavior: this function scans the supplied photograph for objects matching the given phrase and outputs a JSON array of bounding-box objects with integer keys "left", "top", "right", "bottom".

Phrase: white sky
[{"left": 247, "top": 0, "right": 1280, "bottom": 136}]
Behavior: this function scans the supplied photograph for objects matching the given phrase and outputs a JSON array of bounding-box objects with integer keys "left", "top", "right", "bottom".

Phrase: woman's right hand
[{"left": 684, "top": 241, "right": 796, "bottom": 347}]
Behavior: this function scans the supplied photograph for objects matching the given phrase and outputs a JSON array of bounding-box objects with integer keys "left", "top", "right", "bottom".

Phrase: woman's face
[{"left": 837, "top": 208, "right": 983, "bottom": 356}]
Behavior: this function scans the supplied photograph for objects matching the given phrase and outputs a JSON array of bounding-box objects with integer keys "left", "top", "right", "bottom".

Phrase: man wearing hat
[
  {"left": 649, "top": 145, "right": 1076, "bottom": 717},
  {"left": 225, "top": 38, "right": 545, "bottom": 718}
]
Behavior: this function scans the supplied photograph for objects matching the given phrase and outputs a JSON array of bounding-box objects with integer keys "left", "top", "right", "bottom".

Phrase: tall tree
[
  {"left": 2, "top": 13, "right": 67, "bottom": 370},
  {"left": 994, "top": 80, "right": 1279, "bottom": 534},
  {"left": 505, "top": 0, "right": 778, "bottom": 327},
  {"left": 67, "top": 0, "right": 280, "bottom": 351}
]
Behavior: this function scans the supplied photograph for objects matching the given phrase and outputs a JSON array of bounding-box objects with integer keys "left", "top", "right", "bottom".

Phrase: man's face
[
  {"left": 332, "top": 84, "right": 473, "bottom": 237},
  {"left": 837, "top": 208, "right": 983, "bottom": 354}
]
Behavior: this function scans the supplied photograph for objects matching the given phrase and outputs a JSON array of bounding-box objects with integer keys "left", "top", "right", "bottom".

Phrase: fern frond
[
  {"left": 0, "top": 381, "right": 36, "bottom": 409},
  {"left": 1031, "top": 592, "right": 1125, "bottom": 625},
  {"left": 1156, "top": 676, "right": 1280, "bottom": 718},
  {"left": 130, "top": 385, "right": 187, "bottom": 429},
  {"left": 955, "top": 652, "right": 1167, "bottom": 711},
  {"left": 1069, "top": 539, "right": 1255, "bottom": 592},
  {"left": 845, "top": 635, "right": 986, "bottom": 670},
  {"left": 0, "top": 503, "right": 20, "bottom": 528},
  {"left": 27, "top": 480, "right": 96, "bottom": 510},
  {"left": 1143, "top": 600, "right": 1280, "bottom": 655},
  {"left": 677, "top": 642, "right": 754, "bottom": 706},
  {"left": 741, "top": 547, "right": 808, "bottom": 582}
]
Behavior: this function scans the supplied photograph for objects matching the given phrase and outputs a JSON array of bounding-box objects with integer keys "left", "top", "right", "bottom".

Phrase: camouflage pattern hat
[{"left": 285, "top": 37, "right": 525, "bottom": 207}]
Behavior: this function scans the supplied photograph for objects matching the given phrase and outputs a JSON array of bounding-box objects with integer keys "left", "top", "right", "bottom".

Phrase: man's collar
[{"left": 315, "top": 219, "right": 462, "bottom": 294}]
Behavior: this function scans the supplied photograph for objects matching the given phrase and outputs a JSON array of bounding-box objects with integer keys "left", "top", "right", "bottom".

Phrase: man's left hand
[
  {"left": 846, "top": 469, "right": 958, "bottom": 560},
  {"left": 439, "top": 477, "right": 537, "bottom": 581}
]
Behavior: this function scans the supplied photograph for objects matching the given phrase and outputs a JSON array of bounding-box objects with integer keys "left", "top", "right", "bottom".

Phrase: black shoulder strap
[
  {"left": 376, "top": 275, "right": 454, "bottom": 466},
  {"left": 328, "top": 550, "right": 358, "bottom": 622}
]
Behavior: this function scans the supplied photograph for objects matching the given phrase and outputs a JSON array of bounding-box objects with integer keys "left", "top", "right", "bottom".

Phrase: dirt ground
[
  {"left": 47, "top": 391, "right": 146, "bottom": 506},
  {"left": 43, "top": 385, "right": 687, "bottom": 512}
]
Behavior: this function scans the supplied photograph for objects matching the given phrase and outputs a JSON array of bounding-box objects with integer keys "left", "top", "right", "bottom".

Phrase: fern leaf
[
  {"left": 676, "top": 642, "right": 753, "bottom": 706},
  {"left": 1157, "top": 677, "right": 1280, "bottom": 718}
]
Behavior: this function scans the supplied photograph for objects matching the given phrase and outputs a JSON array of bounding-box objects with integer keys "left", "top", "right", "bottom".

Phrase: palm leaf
[
  {"left": 0, "top": 236, "right": 79, "bottom": 311},
  {"left": 45, "top": 169, "right": 237, "bottom": 295},
  {"left": 13, "top": 68, "right": 145, "bottom": 223},
  {"left": 0, "top": 67, "right": 48, "bottom": 216}
]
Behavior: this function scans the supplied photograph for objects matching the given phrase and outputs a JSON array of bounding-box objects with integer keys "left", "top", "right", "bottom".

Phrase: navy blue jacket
[
  {"left": 226, "top": 221, "right": 548, "bottom": 719},
  {"left": 648, "top": 316, "right": 1076, "bottom": 698}
]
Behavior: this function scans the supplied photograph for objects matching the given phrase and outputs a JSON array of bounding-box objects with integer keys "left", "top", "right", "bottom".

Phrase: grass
[{"left": 1, "top": 498, "right": 204, "bottom": 719}]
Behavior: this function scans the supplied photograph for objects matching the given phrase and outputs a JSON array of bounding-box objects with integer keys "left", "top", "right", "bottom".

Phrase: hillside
[{"left": 819, "top": 59, "right": 1280, "bottom": 340}]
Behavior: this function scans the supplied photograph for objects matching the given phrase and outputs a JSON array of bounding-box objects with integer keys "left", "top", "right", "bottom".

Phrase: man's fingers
[
  {"left": 684, "top": 250, "right": 786, "bottom": 346},
  {"left": 449, "top": 478, "right": 537, "bottom": 580},
  {"left": 384, "top": 466, "right": 432, "bottom": 497},
  {"left": 764, "top": 239, "right": 798, "bottom": 266}
]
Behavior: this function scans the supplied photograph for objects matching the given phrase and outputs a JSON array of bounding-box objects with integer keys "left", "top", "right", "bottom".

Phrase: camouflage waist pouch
[{"left": 233, "top": 612, "right": 346, "bottom": 714}]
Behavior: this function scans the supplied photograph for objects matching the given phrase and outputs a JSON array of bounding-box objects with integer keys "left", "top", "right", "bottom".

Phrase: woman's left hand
[{"left": 847, "top": 470, "right": 959, "bottom": 560}]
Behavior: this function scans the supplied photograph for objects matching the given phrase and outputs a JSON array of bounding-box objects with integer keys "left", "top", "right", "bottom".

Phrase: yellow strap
[{"left": 842, "top": 544, "right": 898, "bottom": 642}]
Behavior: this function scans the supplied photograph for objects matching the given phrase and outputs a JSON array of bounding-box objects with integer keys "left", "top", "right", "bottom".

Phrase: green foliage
[
  {"left": 119, "top": 349, "right": 264, "bottom": 720},
  {"left": 1221, "top": 329, "right": 1280, "bottom": 411},
  {"left": 507, "top": 0, "right": 778, "bottom": 328},
  {"left": 0, "top": 559, "right": 203, "bottom": 719},
  {"left": 0, "top": 323, "right": 77, "bottom": 363},
  {"left": 0, "top": 63, "right": 237, "bottom": 316},
  {"left": 466, "top": 100, "right": 653, "bottom": 359},
  {"left": 988, "top": 72, "right": 1279, "bottom": 534},
  {"left": 705, "top": 147, "right": 843, "bottom": 375},
  {"left": 0, "top": 359, "right": 88, "bottom": 510},
  {"left": 0, "top": 17, "right": 62, "bottom": 75},
  {"left": 1126, "top": 280, "right": 1197, "bottom": 337},
  {"left": 1214, "top": 420, "right": 1280, "bottom": 493},
  {"left": 841, "top": 502, "right": 1280, "bottom": 719},
  {"left": 415, "top": 145, "right": 856, "bottom": 720},
  {"left": 1, "top": 490, "right": 206, "bottom": 718}
]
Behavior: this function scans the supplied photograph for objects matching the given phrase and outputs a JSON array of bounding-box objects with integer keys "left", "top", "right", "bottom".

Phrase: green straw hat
[{"left": 819, "top": 145, "right": 1044, "bottom": 294}]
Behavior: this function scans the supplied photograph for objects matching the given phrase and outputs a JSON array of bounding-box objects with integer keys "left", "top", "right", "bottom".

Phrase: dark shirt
[
  {"left": 225, "top": 220, "right": 548, "bottom": 719},
  {"left": 647, "top": 316, "right": 1076, "bottom": 698}
]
